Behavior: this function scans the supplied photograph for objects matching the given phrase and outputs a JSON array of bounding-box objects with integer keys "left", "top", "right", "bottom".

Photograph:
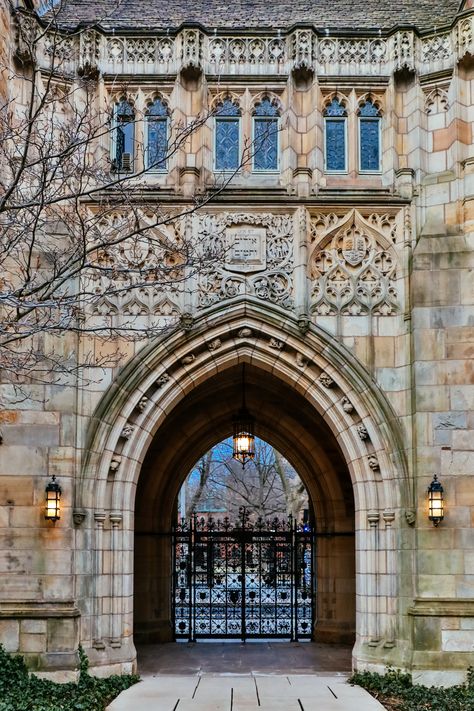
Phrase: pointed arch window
[
  {"left": 324, "top": 98, "right": 347, "bottom": 172},
  {"left": 253, "top": 97, "right": 279, "bottom": 171},
  {"left": 145, "top": 98, "right": 169, "bottom": 171},
  {"left": 112, "top": 98, "right": 135, "bottom": 172},
  {"left": 215, "top": 98, "right": 241, "bottom": 171},
  {"left": 358, "top": 100, "right": 382, "bottom": 172}
]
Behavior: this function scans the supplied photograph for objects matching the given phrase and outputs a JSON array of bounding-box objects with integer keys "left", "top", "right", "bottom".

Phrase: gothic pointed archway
[{"left": 77, "top": 299, "right": 411, "bottom": 672}]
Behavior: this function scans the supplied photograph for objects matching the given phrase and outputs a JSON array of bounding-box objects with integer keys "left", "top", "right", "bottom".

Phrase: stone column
[
  {"left": 367, "top": 510, "right": 380, "bottom": 646},
  {"left": 92, "top": 511, "right": 107, "bottom": 649},
  {"left": 382, "top": 510, "right": 396, "bottom": 647},
  {"left": 110, "top": 512, "right": 123, "bottom": 648}
]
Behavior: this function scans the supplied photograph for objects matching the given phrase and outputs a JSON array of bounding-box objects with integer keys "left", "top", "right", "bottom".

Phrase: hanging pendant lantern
[{"left": 232, "top": 364, "right": 255, "bottom": 468}]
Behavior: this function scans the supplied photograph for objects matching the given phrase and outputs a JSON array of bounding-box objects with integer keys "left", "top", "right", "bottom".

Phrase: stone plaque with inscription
[{"left": 225, "top": 226, "right": 266, "bottom": 273}]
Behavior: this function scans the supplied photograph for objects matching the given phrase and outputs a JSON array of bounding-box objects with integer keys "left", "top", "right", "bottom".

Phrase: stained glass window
[
  {"left": 324, "top": 98, "right": 347, "bottom": 172},
  {"left": 146, "top": 98, "right": 168, "bottom": 170},
  {"left": 114, "top": 99, "right": 135, "bottom": 171},
  {"left": 253, "top": 98, "right": 279, "bottom": 171},
  {"left": 359, "top": 100, "right": 381, "bottom": 172},
  {"left": 215, "top": 98, "right": 241, "bottom": 171}
]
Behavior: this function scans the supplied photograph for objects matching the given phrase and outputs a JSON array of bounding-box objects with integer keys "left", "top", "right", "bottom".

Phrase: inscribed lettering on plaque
[{"left": 225, "top": 226, "right": 266, "bottom": 273}]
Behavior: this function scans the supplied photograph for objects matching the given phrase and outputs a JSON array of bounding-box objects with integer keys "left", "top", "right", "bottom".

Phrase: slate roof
[{"left": 48, "top": 0, "right": 461, "bottom": 34}]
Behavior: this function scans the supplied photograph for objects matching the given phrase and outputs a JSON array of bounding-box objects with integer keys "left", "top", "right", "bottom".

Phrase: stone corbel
[{"left": 72, "top": 509, "right": 87, "bottom": 526}]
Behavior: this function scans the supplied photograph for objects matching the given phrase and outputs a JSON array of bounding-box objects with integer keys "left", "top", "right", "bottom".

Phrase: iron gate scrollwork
[{"left": 173, "top": 510, "right": 314, "bottom": 641}]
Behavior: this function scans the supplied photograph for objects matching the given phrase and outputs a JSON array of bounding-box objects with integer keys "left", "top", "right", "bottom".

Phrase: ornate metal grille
[{"left": 173, "top": 510, "right": 314, "bottom": 641}]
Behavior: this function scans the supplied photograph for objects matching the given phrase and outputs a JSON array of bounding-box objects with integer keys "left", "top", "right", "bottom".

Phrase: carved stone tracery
[{"left": 309, "top": 210, "right": 400, "bottom": 316}]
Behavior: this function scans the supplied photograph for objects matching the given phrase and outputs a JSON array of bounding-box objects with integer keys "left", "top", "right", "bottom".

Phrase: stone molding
[
  {"left": 0, "top": 601, "right": 80, "bottom": 618},
  {"left": 408, "top": 599, "right": 474, "bottom": 617}
]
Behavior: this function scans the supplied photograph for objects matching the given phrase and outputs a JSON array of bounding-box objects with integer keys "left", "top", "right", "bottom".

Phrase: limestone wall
[{"left": 0, "top": 5, "right": 473, "bottom": 683}]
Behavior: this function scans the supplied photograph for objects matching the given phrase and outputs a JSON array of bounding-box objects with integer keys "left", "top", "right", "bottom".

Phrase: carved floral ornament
[
  {"left": 88, "top": 212, "right": 183, "bottom": 319},
  {"left": 309, "top": 209, "right": 400, "bottom": 316}
]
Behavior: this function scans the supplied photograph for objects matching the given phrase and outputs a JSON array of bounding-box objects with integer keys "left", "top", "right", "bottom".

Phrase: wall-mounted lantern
[
  {"left": 232, "top": 363, "right": 255, "bottom": 468},
  {"left": 428, "top": 474, "right": 444, "bottom": 527},
  {"left": 45, "top": 475, "right": 61, "bottom": 522}
]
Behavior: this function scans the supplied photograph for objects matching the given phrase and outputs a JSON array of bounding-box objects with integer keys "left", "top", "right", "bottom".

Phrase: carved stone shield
[{"left": 341, "top": 229, "right": 366, "bottom": 266}]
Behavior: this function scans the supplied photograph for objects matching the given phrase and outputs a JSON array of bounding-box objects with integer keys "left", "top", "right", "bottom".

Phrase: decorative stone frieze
[{"left": 29, "top": 15, "right": 474, "bottom": 79}]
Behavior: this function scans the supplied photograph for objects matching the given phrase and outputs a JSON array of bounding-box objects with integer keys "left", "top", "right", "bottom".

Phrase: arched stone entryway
[{"left": 77, "top": 299, "right": 411, "bottom": 672}]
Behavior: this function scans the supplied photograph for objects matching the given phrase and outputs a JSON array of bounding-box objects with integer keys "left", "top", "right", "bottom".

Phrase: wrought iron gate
[{"left": 172, "top": 511, "right": 314, "bottom": 641}]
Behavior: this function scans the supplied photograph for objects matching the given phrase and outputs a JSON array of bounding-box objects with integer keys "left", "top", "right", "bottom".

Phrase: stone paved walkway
[
  {"left": 106, "top": 673, "right": 386, "bottom": 710},
  {"left": 106, "top": 644, "right": 385, "bottom": 710}
]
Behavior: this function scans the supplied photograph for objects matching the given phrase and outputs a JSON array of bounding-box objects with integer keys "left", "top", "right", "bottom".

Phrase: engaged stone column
[
  {"left": 367, "top": 510, "right": 380, "bottom": 646},
  {"left": 110, "top": 512, "right": 123, "bottom": 648},
  {"left": 383, "top": 510, "right": 396, "bottom": 648},
  {"left": 93, "top": 511, "right": 107, "bottom": 649}
]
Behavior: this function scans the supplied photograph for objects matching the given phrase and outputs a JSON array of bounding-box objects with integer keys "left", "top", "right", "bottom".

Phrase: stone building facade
[{"left": 0, "top": 0, "right": 473, "bottom": 686}]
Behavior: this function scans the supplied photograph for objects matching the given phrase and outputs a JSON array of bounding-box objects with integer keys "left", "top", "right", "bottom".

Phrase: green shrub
[
  {"left": 350, "top": 666, "right": 474, "bottom": 711},
  {"left": 0, "top": 644, "right": 139, "bottom": 711}
]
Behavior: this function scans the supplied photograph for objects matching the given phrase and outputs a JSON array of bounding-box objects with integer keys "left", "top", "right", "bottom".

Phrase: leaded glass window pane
[
  {"left": 146, "top": 99, "right": 168, "bottom": 170},
  {"left": 254, "top": 117, "right": 278, "bottom": 170},
  {"left": 215, "top": 119, "right": 240, "bottom": 170},
  {"left": 325, "top": 119, "right": 346, "bottom": 171},
  {"left": 147, "top": 119, "right": 168, "bottom": 169},
  {"left": 114, "top": 100, "right": 135, "bottom": 169},
  {"left": 215, "top": 98, "right": 240, "bottom": 171},
  {"left": 360, "top": 119, "right": 380, "bottom": 171}
]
